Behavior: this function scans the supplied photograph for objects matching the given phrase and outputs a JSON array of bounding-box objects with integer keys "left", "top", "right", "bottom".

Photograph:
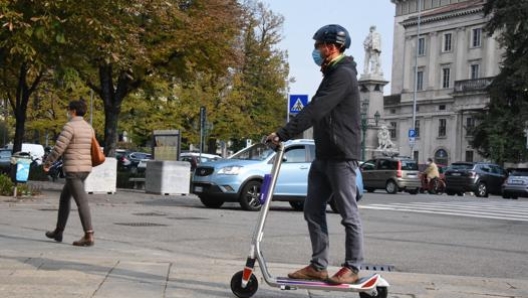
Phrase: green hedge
[{"left": 0, "top": 174, "right": 42, "bottom": 197}]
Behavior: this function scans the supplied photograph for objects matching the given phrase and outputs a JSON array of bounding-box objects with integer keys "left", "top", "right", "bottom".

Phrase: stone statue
[
  {"left": 363, "top": 25, "right": 383, "bottom": 76},
  {"left": 377, "top": 125, "right": 395, "bottom": 150}
]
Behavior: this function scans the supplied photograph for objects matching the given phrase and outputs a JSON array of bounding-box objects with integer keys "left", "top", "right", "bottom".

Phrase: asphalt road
[
  {"left": 1, "top": 182, "right": 527, "bottom": 298},
  {"left": 73, "top": 188, "right": 528, "bottom": 280}
]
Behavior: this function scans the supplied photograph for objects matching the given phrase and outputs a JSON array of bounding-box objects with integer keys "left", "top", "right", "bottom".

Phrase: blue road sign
[
  {"left": 408, "top": 129, "right": 416, "bottom": 138},
  {"left": 289, "top": 94, "right": 309, "bottom": 115}
]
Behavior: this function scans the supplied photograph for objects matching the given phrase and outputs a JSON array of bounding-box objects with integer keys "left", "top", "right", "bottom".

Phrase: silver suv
[{"left": 360, "top": 157, "right": 421, "bottom": 194}]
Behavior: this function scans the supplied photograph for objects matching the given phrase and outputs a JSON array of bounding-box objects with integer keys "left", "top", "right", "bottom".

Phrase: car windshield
[
  {"left": 511, "top": 170, "right": 528, "bottom": 176},
  {"left": 229, "top": 143, "right": 274, "bottom": 161},
  {"left": 450, "top": 163, "right": 473, "bottom": 170}
]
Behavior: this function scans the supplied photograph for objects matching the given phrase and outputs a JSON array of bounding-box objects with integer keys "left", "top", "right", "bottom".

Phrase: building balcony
[{"left": 454, "top": 77, "right": 494, "bottom": 94}]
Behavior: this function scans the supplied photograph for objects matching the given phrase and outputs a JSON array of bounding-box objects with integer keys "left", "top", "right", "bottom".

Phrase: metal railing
[{"left": 454, "top": 77, "right": 493, "bottom": 93}]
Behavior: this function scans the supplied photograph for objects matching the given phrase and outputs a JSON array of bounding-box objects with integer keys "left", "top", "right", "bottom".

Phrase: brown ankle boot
[
  {"left": 45, "top": 228, "right": 63, "bottom": 242},
  {"left": 73, "top": 231, "right": 94, "bottom": 247}
]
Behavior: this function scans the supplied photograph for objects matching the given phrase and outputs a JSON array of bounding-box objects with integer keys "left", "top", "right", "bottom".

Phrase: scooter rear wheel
[
  {"left": 230, "top": 270, "right": 258, "bottom": 298},
  {"left": 359, "top": 286, "right": 388, "bottom": 298}
]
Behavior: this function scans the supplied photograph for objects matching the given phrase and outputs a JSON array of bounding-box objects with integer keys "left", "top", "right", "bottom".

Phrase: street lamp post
[
  {"left": 361, "top": 110, "right": 381, "bottom": 161},
  {"left": 361, "top": 112, "right": 367, "bottom": 161}
]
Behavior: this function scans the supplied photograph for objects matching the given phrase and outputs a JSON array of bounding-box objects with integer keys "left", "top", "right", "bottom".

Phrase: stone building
[{"left": 387, "top": 0, "right": 502, "bottom": 165}]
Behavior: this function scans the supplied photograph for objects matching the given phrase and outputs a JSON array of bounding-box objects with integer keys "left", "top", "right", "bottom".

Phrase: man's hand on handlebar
[{"left": 265, "top": 132, "right": 281, "bottom": 145}]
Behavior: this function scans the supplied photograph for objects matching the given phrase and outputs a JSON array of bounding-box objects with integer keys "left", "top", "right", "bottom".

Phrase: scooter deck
[{"left": 275, "top": 273, "right": 379, "bottom": 290}]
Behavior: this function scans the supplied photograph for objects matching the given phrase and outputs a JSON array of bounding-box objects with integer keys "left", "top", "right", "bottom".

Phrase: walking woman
[{"left": 43, "top": 99, "right": 95, "bottom": 247}]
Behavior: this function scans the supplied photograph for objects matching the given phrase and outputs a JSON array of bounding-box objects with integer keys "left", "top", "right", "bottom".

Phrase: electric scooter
[{"left": 230, "top": 140, "right": 389, "bottom": 298}]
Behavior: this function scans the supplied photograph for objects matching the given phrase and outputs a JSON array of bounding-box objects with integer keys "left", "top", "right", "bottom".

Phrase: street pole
[
  {"left": 199, "top": 106, "right": 206, "bottom": 157},
  {"left": 361, "top": 113, "right": 367, "bottom": 161},
  {"left": 411, "top": 0, "right": 422, "bottom": 159}
]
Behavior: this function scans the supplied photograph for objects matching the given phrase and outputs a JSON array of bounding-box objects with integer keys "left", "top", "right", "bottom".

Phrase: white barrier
[
  {"left": 85, "top": 157, "right": 117, "bottom": 194},
  {"left": 145, "top": 160, "right": 190, "bottom": 195}
]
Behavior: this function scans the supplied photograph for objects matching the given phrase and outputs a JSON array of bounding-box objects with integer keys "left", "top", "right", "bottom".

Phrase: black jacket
[{"left": 276, "top": 56, "right": 361, "bottom": 160}]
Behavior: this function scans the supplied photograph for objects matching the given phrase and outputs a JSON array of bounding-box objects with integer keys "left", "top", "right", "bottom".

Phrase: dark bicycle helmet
[{"left": 313, "top": 24, "right": 351, "bottom": 49}]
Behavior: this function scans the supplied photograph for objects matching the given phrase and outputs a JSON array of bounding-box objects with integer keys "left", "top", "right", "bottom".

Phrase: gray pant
[
  {"left": 304, "top": 159, "right": 363, "bottom": 271},
  {"left": 56, "top": 172, "right": 92, "bottom": 232}
]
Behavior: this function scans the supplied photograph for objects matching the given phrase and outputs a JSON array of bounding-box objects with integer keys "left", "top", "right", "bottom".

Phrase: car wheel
[
  {"left": 446, "top": 191, "right": 455, "bottom": 196},
  {"left": 385, "top": 180, "right": 398, "bottom": 194},
  {"left": 289, "top": 201, "right": 304, "bottom": 211},
  {"left": 502, "top": 192, "right": 511, "bottom": 199},
  {"left": 199, "top": 196, "right": 224, "bottom": 208},
  {"left": 239, "top": 180, "right": 262, "bottom": 211},
  {"left": 475, "top": 182, "right": 488, "bottom": 197}
]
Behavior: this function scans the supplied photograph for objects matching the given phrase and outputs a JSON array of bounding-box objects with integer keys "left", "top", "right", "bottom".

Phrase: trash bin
[{"left": 10, "top": 152, "right": 32, "bottom": 183}]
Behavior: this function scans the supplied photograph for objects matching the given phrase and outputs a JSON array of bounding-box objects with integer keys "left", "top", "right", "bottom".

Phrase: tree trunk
[
  {"left": 11, "top": 63, "right": 40, "bottom": 154},
  {"left": 97, "top": 64, "right": 139, "bottom": 157}
]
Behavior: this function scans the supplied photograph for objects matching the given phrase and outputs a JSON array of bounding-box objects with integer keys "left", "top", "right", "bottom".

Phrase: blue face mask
[{"left": 312, "top": 49, "right": 324, "bottom": 66}]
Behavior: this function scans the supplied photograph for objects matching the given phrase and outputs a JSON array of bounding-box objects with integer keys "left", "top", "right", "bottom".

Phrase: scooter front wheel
[
  {"left": 359, "top": 286, "right": 388, "bottom": 298},
  {"left": 230, "top": 270, "right": 258, "bottom": 298}
]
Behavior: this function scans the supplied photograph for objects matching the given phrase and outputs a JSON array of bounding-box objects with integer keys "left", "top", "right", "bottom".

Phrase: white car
[{"left": 179, "top": 152, "right": 223, "bottom": 170}]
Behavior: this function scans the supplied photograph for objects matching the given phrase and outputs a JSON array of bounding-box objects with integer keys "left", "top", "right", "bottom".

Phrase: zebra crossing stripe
[{"left": 361, "top": 201, "right": 528, "bottom": 222}]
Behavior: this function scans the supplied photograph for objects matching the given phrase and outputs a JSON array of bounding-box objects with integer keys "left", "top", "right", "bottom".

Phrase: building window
[
  {"left": 465, "top": 150, "right": 474, "bottom": 162},
  {"left": 442, "top": 67, "right": 451, "bottom": 88},
  {"left": 416, "top": 70, "right": 424, "bottom": 91},
  {"left": 418, "top": 37, "right": 426, "bottom": 56},
  {"left": 438, "top": 119, "right": 447, "bottom": 137},
  {"left": 472, "top": 28, "right": 482, "bottom": 47},
  {"left": 466, "top": 117, "right": 475, "bottom": 135},
  {"left": 443, "top": 33, "right": 452, "bottom": 52},
  {"left": 389, "top": 122, "right": 397, "bottom": 139},
  {"left": 431, "top": 0, "right": 440, "bottom": 8},
  {"left": 470, "top": 64, "right": 480, "bottom": 79},
  {"left": 435, "top": 149, "right": 448, "bottom": 166},
  {"left": 414, "top": 119, "right": 420, "bottom": 137},
  {"left": 390, "top": 108, "right": 396, "bottom": 114},
  {"left": 439, "top": 104, "right": 446, "bottom": 110}
]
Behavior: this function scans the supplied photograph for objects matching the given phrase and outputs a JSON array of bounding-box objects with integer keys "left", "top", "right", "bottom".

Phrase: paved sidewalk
[{"left": 0, "top": 181, "right": 526, "bottom": 298}]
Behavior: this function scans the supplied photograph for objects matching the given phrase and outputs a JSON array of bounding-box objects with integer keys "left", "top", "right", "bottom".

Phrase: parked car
[
  {"left": 191, "top": 139, "right": 364, "bottom": 211},
  {"left": 501, "top": 168, "right": 528, "bottom": 199},
  {"left": 0, "top": 149, "right": 12, "bottom": 174},
  {"left": 444, "top": 162, "right": 507, "bottom": 197},
  {"left": 360, "top": 156, "right": 421, "bottom": 194},
  {"left": 118, "top": 151, "right": 152, "bottom": 173},
  {"left": 180, "top": 152, "right": 223, "bottom": 171}
]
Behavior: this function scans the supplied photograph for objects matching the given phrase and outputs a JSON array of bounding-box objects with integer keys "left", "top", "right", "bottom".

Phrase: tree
[
  {"left": 118, "top": 1, "right": 290, "bottom": 152},
  {"left": 215, "top": 1, "right": 290, "bottom": 142},
  {"left": 0, "top": 1, "right": 65, "bottom": 152},
  {"left": 60, "top": 0, "right": 243, "bottom": 156},
  {"left": 470, "top": 0, "right": 528, "bottom": 164}
]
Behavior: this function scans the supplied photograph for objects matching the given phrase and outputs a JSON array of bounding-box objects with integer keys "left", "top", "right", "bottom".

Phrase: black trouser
[{"left": 56, "top": 172, "right": 92, "bottom": 232}]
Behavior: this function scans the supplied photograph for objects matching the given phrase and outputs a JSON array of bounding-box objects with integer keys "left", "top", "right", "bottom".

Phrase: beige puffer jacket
[{"left": 44, "top": 117, "right": 94, "bottom": 173}]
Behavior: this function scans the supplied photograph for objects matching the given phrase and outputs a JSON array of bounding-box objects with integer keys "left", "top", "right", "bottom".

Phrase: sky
[{"left": 261, "top": 0, "right": 396, "bottom": 96}]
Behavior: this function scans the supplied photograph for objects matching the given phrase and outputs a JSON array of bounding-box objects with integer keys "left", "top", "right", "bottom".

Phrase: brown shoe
[
  {"left": 287, "top": 265, "right": 328, "bottom": 280},
  {"left": 73, "top": 231, "right": 94, "bottom": 247},
  {"left": 327, "top": 267, "right": 359, "bottom": 284}
]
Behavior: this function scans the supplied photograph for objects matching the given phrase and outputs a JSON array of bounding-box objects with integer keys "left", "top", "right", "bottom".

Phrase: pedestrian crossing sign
[{"left": 289, "top": 94, "right": 309, "bottom": 115}]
